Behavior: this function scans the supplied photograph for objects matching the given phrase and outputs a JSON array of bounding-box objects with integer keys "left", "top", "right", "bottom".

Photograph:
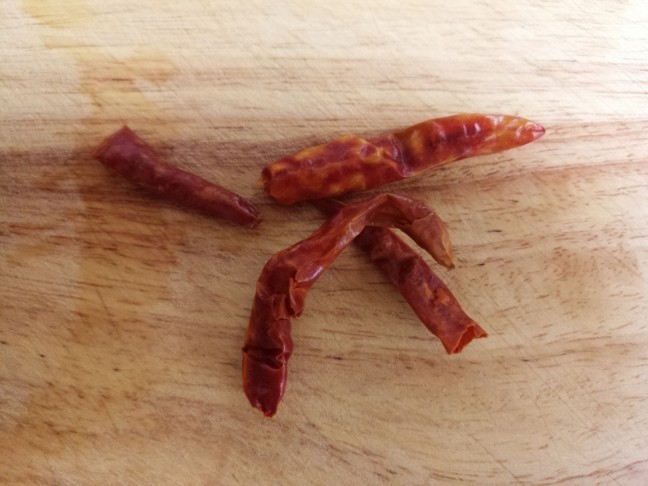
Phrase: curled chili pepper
[
  {"left": 95, "top": 126, "right": 261, "bottom": 227},
  {"left": 261, "top": 113, "right": 545, "bottom": 204},
  {"left": 317, "top": 199, "right": 486, "bottom": 354},
  {"left": 243, "top": 193, "right": 454, "bottom": 417}
]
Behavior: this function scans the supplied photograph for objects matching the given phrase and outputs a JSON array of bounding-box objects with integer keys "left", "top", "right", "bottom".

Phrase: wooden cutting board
[{"left": 2, "top": 0, "right": 647, "bottom": 483}]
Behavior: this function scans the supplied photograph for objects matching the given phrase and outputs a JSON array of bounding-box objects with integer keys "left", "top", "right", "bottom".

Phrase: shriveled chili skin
[
  {"left": 355, "top": 226, "right": 487, "bottom": 354},
  {"left": 317, "top": 199, "right": 486, "bottom": 353},
  {"left": 261, "top": 114, "right": 545, "bottom": 204},
  {"left": 243, "top": 194, "right": 454, "bottom": 417},
  {"left": 94, "top": 126, "right": 261, "bottom": 227}
]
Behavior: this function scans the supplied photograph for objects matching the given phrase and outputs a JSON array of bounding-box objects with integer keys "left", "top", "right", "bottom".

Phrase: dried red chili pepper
[
  {"left": 94, "top": 126, "right": 261, "bottom": 227},
  {"left": 261, "top": 114, "right": 545, "bottom": 204},
  {"left": 243, "top": 193, "right": 454, "bottom": 417},
  {"left": 355, "top": 226, "right": 486, "bottom": 353},
  {"left": 317, "top": 199, "right": 486, "bottom": 354}
]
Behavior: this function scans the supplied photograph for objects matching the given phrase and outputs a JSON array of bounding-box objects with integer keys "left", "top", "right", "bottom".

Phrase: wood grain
[{"left": 2, "top": 0, "right": 647, "bottom": 483}]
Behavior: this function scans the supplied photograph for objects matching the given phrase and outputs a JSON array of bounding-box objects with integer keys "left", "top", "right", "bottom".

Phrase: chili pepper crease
[
  {"left": 94, "top": 126, "right": 261, "bottom": 227},
  {"left": 243, "top": 193, "right": 454, "bottom": 417}
]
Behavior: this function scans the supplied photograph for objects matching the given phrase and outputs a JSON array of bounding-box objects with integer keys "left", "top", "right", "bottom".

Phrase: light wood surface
[{"left": 2, "top": 0, "right": 648, "bottom": 483}]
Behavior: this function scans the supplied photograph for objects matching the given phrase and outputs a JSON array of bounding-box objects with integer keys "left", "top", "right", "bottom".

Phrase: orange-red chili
[
  {"left": 317, "top": 199, "right": 486, "bottom": 354},
  {"left": 262, "top": 114, "right": 544, "bottom": 204}
]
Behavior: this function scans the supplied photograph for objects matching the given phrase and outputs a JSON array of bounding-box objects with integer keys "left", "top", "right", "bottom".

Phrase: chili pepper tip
[{"left": 519, "top": 121, "right": 546, "bottom": 143}]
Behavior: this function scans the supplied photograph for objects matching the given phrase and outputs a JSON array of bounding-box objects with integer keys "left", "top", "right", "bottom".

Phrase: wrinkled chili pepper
[
  {"left": 317, "top": 199, "right": 486, "bottom": 354},
  {"left": 94, "top": 126, "right": 261, "bottom": 227},
  {"left": 243, "top": 193, "right": 454, "bottom": 417},
  {"left": 356, "top": 227, "right": 486, "bottom": 353},
  {"left": 261, "top": 114, "right": 545, "bottom": 204}
]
